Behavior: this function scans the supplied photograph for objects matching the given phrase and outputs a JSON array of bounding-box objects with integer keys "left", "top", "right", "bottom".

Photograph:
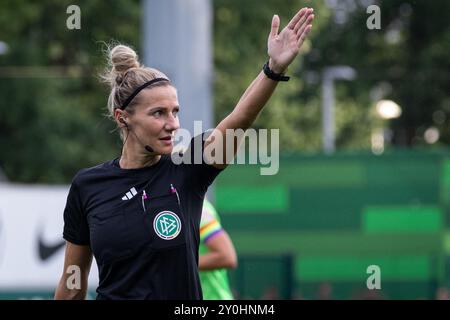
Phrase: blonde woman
[{"left": 55, "top": 7, "right": 314, "bottom": 300}]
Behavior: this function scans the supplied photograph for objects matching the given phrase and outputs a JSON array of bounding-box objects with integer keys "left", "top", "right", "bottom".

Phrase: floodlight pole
[
  {"left": 142, "top": 0, "right": 213, "bottom": 140},
  {"left": 321, "top": 66, "right": 356, "bottom": 154}
]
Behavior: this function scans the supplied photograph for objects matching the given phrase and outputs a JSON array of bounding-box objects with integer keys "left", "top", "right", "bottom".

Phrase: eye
[
  {"left": 172, "top": 109, "right": 179, "bottom": 117},
  {"left": 153, "top": 110, "right": 163, "bottom": 117}
]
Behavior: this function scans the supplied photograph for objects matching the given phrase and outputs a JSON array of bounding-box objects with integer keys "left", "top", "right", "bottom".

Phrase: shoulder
[
  {"left": 180, "top": 131, "right": 212, "bottom": 159},
  {"left": 71, "top": 160, "right": 116, "bottom": 187}
]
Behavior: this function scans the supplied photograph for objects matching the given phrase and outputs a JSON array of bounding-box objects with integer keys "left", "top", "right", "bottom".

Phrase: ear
[{"left": 114, "top": 110, "right": 127, "bottom": 128}]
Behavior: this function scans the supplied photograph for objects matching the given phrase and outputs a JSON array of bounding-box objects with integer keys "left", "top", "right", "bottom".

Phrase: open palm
[{"left": 267, "top": 8, "right": 314, "bottom": 73}]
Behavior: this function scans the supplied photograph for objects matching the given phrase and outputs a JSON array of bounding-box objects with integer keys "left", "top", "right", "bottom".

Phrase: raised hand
[{"left": 267, "top": 7, "right": 315, "bottom": 73}]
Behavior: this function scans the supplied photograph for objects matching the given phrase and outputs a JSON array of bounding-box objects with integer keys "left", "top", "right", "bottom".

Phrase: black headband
[{"left": 119, "top": 77, "right": 170, "bottom": 110}]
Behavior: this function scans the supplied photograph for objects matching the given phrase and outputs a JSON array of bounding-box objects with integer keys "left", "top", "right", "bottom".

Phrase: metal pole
[
  {"left": 142, "top": 0, "right": 216, "bottom": 202},
  {"left": 321, "top": 66, "right": 356, "bottom": 154},
  {"left": 142, "top": 0, "right": 213, "bottom": 141},
  {"left": 322, "top": 77, "right": 335, "bottom": 154}
]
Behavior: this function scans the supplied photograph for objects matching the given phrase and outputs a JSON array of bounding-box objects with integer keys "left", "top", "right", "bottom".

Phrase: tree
[
  {"left": 302, "top": 0, "right": 450, "bottom": 147},
  {"left": 1, "top": 0, "right": 448, "bottom": 183},
  {"left": 0, "top": 0, "right": 141, "bottom": 183}
]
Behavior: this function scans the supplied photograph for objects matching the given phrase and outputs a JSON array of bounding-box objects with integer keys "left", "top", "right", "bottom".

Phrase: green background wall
[{"left": 216, "top": 150, "right": 450, "bottom": 299}]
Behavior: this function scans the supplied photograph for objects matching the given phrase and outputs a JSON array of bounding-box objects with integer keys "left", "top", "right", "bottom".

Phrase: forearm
[
  {"left": 237, "top": 58, "right": 286, "bottom": 105},
  {"left": 54, "top": 276, "right": 88, "bottom": 300},
  {"left": 199, "top": 252, "right": 236, "bottom": 271},
  {"left": 227, "top": 70, "right": 279, "bottom": 130},
  {"left": 207, "top": 67, "right": 280, "bottom": 168}
]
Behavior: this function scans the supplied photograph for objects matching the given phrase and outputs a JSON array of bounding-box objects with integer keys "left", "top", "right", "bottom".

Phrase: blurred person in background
[
  {"left": 316, "top": 281, "right": 333, "bottom": 300},
  {"left": 261, "top": 286, "right": 280, "bottom": 300},
  {"left": 54, "top": 7, "right": 315, "bottom": 300},
  {"left": 435, "top": 286, "right": 449, "bottom": 300},
  {"left": 199, "top": 199, "right": 237, "bottom": 300}
]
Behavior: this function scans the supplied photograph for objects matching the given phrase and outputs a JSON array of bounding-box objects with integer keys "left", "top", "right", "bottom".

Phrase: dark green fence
[{"left": 216, "top": 150, "right": 450, "bottom": 299}]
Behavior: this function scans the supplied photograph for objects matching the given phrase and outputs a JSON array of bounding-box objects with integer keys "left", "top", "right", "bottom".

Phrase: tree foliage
[
  {"left": 0, "top": 0, "right": 140, "bottom": 183},
  {"left": 0, "top": 0, "right": 449, "bottom": 183}
]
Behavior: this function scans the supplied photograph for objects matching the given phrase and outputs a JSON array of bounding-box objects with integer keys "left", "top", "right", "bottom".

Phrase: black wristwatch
[{"left": 263, "top": 61, "right": 290, "bottom": 82}]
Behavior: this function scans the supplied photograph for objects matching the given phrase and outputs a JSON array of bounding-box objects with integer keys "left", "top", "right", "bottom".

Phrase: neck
[{"left": 119, "top": 145, "right": 161, "bottom": 169}]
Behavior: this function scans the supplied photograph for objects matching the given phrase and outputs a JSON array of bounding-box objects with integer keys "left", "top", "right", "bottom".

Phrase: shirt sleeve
[
  {"left": 62, "top": 179, "right": 90, "bottom": 246},
  {"left": 180, "top": 132, "right": 225, "bottom": 194},
  {"left": 200, "top": 201, "right": 223, "bottom": 243}
]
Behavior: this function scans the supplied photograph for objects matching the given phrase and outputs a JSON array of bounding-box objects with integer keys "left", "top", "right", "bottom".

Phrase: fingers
[
  {"left": 296, "top": 14, "right": 314, "bottom": 40},
  {"left": 297, "top": 24, "right": 312, "bottom": 46},
  {"left": 293, "top": 9, "right": 314, "bottom": 34},
  {"left": 270, "top": 14, "right": 280, "bottom": 38},
  {"left": 287, "top": 7, "right": 308, "bottom": 30}
]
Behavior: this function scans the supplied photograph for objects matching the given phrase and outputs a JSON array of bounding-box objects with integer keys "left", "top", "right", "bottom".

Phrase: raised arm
[
  {"left": 54, "top": 241, "right": 93, "bottom": 300},
  {"left": 205, "top": 7, "right": 314, "bottom": 168}
]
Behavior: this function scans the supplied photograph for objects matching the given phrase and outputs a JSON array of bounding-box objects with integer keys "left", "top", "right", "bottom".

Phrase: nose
[{"left": 165, "top": 113, "right": 180, "bottom": 132}]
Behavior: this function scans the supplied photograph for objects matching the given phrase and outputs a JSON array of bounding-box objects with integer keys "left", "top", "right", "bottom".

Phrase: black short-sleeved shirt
[{"left": 62, "top": 134, "right": 223, "bottom": 300}]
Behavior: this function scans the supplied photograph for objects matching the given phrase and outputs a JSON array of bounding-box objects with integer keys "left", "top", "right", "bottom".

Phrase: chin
[{"left": 158, "top": 146, "right": 174, "bottom": 155}]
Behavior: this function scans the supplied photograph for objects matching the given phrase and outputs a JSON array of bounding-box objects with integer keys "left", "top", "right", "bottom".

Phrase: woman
[{"left": 54, "top": 7, "right": 314, "bottom": 300}]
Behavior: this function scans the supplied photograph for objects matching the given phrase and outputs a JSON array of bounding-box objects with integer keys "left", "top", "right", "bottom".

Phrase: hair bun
[
  {"left": 105, "top": 44, "right": 140, "bottom": 86},
  {"left": 110, "top": 45, "right": 140, "bottom": 72},
  {"left": 101, "top": 42, "right": 171, "bottom": 122}
]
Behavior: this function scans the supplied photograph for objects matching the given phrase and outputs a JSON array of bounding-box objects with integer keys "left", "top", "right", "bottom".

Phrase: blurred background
[{"left": 1, "top": 0, "right": 450, "bottom": 299}]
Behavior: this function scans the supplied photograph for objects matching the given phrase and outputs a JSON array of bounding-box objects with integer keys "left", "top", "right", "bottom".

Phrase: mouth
[{"left": 159, "top": 136, "right": 173, "bottom": 146}]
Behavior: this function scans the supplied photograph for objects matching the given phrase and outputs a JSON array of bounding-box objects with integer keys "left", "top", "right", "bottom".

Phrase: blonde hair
[{"left": 101, "top": 43, "right": 171, "bottom": 119}]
